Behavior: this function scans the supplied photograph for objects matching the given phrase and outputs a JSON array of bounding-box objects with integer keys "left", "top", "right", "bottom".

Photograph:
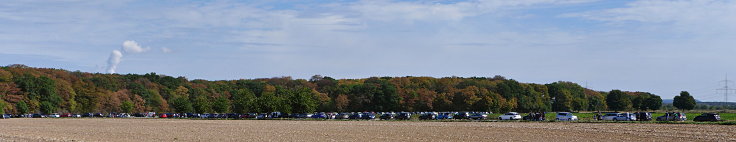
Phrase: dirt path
[{"left": 1, "top": 118, "right": 734, "bottom": 141}]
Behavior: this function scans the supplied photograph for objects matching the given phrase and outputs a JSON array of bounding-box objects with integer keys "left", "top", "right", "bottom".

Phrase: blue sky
[{"left": 2, "top": 0, "right": 736, "bottom": 102}]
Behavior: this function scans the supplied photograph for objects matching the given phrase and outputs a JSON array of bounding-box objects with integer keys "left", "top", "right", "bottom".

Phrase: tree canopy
[{"left": 0, "top": 65, "right": 672, "bottom": 114}]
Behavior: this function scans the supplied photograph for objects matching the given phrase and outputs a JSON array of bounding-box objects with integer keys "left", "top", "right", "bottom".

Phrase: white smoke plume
[
  {"left": 106, "top": 50, "right": 123, "bottom": 73},
  {"left": 106, "top": 40, "right": 148, "bottom": 73}
]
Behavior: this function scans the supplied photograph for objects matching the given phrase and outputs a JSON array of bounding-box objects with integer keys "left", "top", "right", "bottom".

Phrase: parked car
[
  {"left": 117, "top": 113, "right": 131, "bottom": 118},
  {"left": 47, "top": 113, "right": 61, "bottom": 118},
  {"left": 468, "top": 112, "right": 488, "bottom": 120},
  {"left": 349, "top": 113, "right": 363, "bottom": 120},
  {"left": 93, "top": 113, "right": 105, "bottom": 117},
  {"left": 32, "top": 114, "right": 45, "bottom": 118},
  {"left": 241, "top": 113, "right": 257, "bottom": 119},
  {"left": 419, "top": 112, "right": 438, "bottom": 120},
  {"left": 312, "top": 113, "right": 328, "bottom": 119},
  {"left": 361, "top": 113, "right": 376, "bottom": 120},
  {"left": 270, "top": 112, "right": 283, "bottom": 118},
  {"left": 612, "top": 113, "right": 636, "bottom": 121},
  {"left": 498, "top": 112, "right": 522, "bottom": 120},
  {"left": 600, "top": 113, "right": 619, "bottom": 121},
  {"left": 656, "top": 112, "right": 686, "bottom": 121},
  {"left": 693, "top": 113, "right": 721, "bottom": 122},
  {"left": 2, "top": 114, "right": 10, "bottom": 119},
  {"left": 396, "top": 112, "right": 411, "bottom": 120},
  {"left": 225, "top": 113, "right": 240, "bottom": 119},
  {"left": 437, "top": 113, "right": 454, "bottom": 119},
  {"left": 523, "top": 112, "right": 546, "bottom": 121},
  {"left": 455, "top": 112, "right": 471, "bottom": 119},
  {"left": 634, "top": 112, "right": 652, "bottom": 121},
  {"left": 555, "top": 112, "right": 578, "bottom": 121},
  {"left": 252, "top": 113, "right": 266, "bottom": 119},
  {"left": 380, "top": 113, "right": 395, "bottom": 120},
  {"left": 336, "top": 113, "right": 351, "bottom": 119}
]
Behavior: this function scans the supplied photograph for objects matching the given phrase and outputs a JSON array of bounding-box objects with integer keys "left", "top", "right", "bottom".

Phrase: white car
[
  {"left": 498, "top": 112, "right": 522, "bottom": 120},
  {"left": 601, "top": 113, "right": 619, "bottom": 121},
  {"left": 47, "top": 113, "right": 61, "bottom": 118},
  {"left": 613, "top": 113, "right": 636, "bottom": 121},
  {"left": 555, "top": 112, "right": 578, "bottom": 121}
]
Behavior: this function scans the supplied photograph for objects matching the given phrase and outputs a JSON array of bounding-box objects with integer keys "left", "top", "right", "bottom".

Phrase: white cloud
[
  {"left": 348, "top": 0, "right": 597, "bottom": 22},
  {"left": 568, "top": 0, "right": 736, "bottom": 35},
  {"left": 122, "top": 40, "right": 147, "bottom": 53}
]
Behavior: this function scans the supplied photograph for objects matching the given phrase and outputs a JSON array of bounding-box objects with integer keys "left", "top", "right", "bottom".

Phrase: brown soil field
[{"left": 1, "top": 118, "right": 734, "bottom": 141}]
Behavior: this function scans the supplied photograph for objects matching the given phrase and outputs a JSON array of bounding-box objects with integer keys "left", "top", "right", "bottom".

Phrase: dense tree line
[{"left": 0, "top": 65, "right": 666, "bottom": 114}]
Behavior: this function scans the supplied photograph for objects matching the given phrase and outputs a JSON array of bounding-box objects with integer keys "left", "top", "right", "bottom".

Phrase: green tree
[
  {"left": 0, "top": 100, "right": 6, "bottom": 114},
  {"left": 40, "top": 101, "right": 56, "bottom": 114},
  {"left": 288, "top": 88, "right": 319, "bottom": 113},
  {"left": 552, "top": 90, "right": 573, "bottom": 112},
  {"left": 192, "top": 95, "right": 212, "bottom": 113},
  {"left": 673, "top": 91, "right": 696, "bottom": 110},
  {"left": 120, "top": 100, "right": 134, "bottom": 113},
  {"left": 16, "top": 101, "right": 30, "bottom": 114},
  {"left": 212, "top": 97, "right": 230, "bottom": 113},
  {"left": 231, "top": 89, "right": 256, "bottom": 113},
  {"left": 606, "top": 90, "right": 632, "bottom": 111},
  {"left": 170, "top": 97, "right": 193, "bottom": 113},
  {"left": 644, "top": 95, "right": 662, "bottom": 110}
]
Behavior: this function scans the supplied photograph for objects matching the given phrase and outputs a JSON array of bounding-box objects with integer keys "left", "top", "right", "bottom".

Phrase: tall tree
[
  {"left": 212, "top": 97, "right": 230, "bottom": 113},
  {"left": 16, "top": 101, "right": 29, "bottom": 114},
  {"left": 231, "top": 89, "right": 256, "bottom": 113},
  {"left": 673, "top": 91, "right": 696, "bottom": 110},
  {"left": 606, "top": 90, "right": 632, "bottom": 111},
  {"left": 644, "top": 94, "right": 662, "bottom": 110},
  {"left": 120, "top": 100, "right": 134, "bottom": 113}
]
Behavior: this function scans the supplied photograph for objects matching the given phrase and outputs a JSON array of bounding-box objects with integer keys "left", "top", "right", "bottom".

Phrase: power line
[{"left": 717, "top": 74, "right": 736, "bottom": 102}]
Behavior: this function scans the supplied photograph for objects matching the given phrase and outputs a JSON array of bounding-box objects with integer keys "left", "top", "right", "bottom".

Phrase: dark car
[
  {"left": 361, "top": 113, "right": 376, "bottom": 120},
  {"left": 31, "top": 114, "right": 45, "bottom": 118},
  {"left": 419, "top": 112, "right": 437, "bottom": 120},
  {"left": 2, "top": 114, "right": 11, "bottom": 119},
  {"left": 93, "top": 113, "right": 105, "bottom": 117},
  {"left": 468, "top": 113, "right": 488, "bottom": 120},
  {"left": 132, "top": 113, "right": 146, "bottom": 117},
  {"left": 396, "top": 112, "right": 411, "bottom": 120},
  {"left": 270, "top": 112, "right": 283, "bottom": 118},
  {"left": 634, "top": 112, "right": 652, "bottom": 121},
  {"left": 226, "top": 113, "right": 240, "bottom": 119},
  {"left": 312, "top": 113, "right": 327, "bottom": 119},
  {"left": 82, "top": 113, "right": 94, "bottom": 117},
  {"left": 523, "top": 112, "right": 545, "bottom": 121},
  {"left": 693, "top": 113, "right": 721, "bottom": 122},
  {"left": 349, "top": 113, "right": 363, "bottom": 119},
  {"left": 656, "top": 112, "right": 686, "bottom": 121},
  {"left": 437, "top": 113, "right": 454, "bottom": 119},
  {"left": 336, "top": 113, "right": 351, "bottom": 119},
  {"left": 380, "top": 113, "right": 394, "bottom": 120},
  {"left": 256, "top": 113, "right": 269, "bottom": 119},
  {"left": 455, "top": 112, "right": 470, "bottom": 119},
  {"left": 241, "top": 113, "right": 258, "bottom": 119}
]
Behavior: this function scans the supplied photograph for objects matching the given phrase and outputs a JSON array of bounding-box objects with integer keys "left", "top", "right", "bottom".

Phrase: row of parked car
[
  {"left": 594, "top": 112, "right": 722, "bottom": 122},
  {"left": 1, "top": 112, "right": 723, "bottom": 122}
]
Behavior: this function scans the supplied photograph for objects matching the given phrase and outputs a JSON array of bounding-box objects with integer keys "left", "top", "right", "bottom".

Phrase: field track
[{"left": 1, "top": 118, "right": 734, "bottom": 141}]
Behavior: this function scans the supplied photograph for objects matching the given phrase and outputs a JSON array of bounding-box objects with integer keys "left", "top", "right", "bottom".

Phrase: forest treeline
[{"left": 0, "top": 64, "right": 664, "bottom": 114}]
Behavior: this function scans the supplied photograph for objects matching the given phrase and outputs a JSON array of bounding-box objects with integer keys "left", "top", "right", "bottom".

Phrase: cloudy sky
[{"left": 1, "top": 0, "right": 735, "bottom": 101}]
